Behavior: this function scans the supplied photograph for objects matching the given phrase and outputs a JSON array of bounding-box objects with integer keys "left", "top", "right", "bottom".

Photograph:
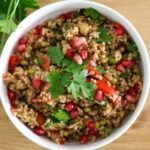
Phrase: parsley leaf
[
  {"left": 127, "top": 42, "right": 138, "bottom": 51},
  {"left": 99, "top": 27, "right": 112, "bottom": 43},
  {"left": 52, "top": 109, "right": 69, "bottom": 123},
  {"left": 47, "top": 47, "right": 64, "bottom": 66},
  {"left": 47, "top": 71, "right": 71, "bottom": 99},
  {"left": 68, "top": 69, "right": 96, "bottom": 100},
  {"left": 81, "top": 82, "right": 96, "bottom": 99},
  {"left": 83, "top": 8, "right": 101, "bottom": 21},
  {"left": 0, "top": 19, "right": 17, "bottom": 34},
  {"left": 68, "top": 82, "right": 80, "bottom": 100}
]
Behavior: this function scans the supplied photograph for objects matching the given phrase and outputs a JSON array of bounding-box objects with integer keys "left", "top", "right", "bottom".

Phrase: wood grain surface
[{"left": 0, "top": 0, "right": 150, "bottom": 150}]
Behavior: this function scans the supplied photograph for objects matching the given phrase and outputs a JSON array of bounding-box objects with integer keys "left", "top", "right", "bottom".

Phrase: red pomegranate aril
[
  {"left": 71, "top": 36, "right": 87, "bottom": 49},
  {"left": 80, "top": 49, "right": 88, "bottom": 60},
  {"left": 70, "top": 109, "right": 78, "bottom": 118},
  {"left": 65, "top": 11, "right": 74, "bottom": 19},
  {"left": 33, "top": 126, "right": 45, "bottom": 135},
  {"left": 135, "top": 82, "right": 142, "bottom": 93},
  {"left": 113, "top": 22, "right": 123, "bottom": 29},
  {"left": 126, "top": 94, "right": 137, "bottom": 103},
  {"left": 121, "top": 59, "right": 136, "bottom": 68},
  {"left": 73, "top": 54, "right": 83, "bottom": 65},
  {"left": 16, "top": 44, "right": 26, "bottom": 53},
  {"left": 89, "top": 129, "right": 97, "bottom": 135},
  {"left": 32, "top": 78, "right": 43, "bottom": 90},
  {"left": 89, "top": 59, "right": 96, "bottom": 67},
  {"left": 32, "top": 98, "right": 39, "bottom": 103},
  {"left": 7, "top": 90, "right": 16, "bottom": 106},
  {"left": 65, "top": 101, "right": 75, "bottom": 112},
  {"left": 128, "top": 88, "right": 137, "bottom": 96},
  {"left": 95, "top": 90, "right": 103, "bottom": 102},
  {"left": 19, "top": 36, "right": 28, "bottom": 44},
  {"left": 66, "top": 49, "right": 74, "bottom": 58},
  {"left": 80, "top": 134, "right": 88, "bottom": 144},
  {"left": 87, "top": 121, "right": 95, "bottom": 129},
  {"left": 128, "top": 60, "right": 136, "bottom": 68},
  {"left": 35, "top": 25, "right": 43, "bottom": 34},
  {"left": 116, "top": 63, "right": 125, "bottom": 73},
  {"left": 59, "top": 14, "right": 66, "bottom": 20},
  {"left": 115, "top": 28, "right": 125, "bottom": 36}
]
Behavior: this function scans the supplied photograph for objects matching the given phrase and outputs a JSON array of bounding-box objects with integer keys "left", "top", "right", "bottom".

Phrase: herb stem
[
  {"left": 9, "top": 0, "right": 20, "bottom": 20},
  {"left": 6, "top": 0, "right": 14, "bottom": 19}
]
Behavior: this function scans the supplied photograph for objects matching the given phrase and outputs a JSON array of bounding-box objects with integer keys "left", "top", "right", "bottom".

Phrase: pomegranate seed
[
  {"left": 7, "top": 90, "right": 16, "bottom": 107},
  {"left": 33, "top": 126, "right": 45, "bottom": 135},
  {"left": 128, "top": 88, "right": 137, "bottom": 96},
  {"left": 89, "top": 129, "right": 97, "bottom": 135},
  {"left": 7, "top": 90, "right": 16, "bottom": 102},
  {"left": 65, "top": 101, "right": 75, "bottom": 112},
  {"left": 70, "top": 109, "right": 78, "bottom": 118},
  {"left": 73, "top": 54, "right": 83, "bottom": 65},
  {"left": 95, "top": 90, "right": 103, "bottom": 102},
  {"left": 32, "top": 98, "right": 39, "bottom": 103},
  {"left": 135, "top": 82, "right": 142, "bottom": 93},
  {"left": 32, "top": 78, "right": 43, "bottom": 90},
  {"left": 126, "top": 94, "right": 137, "bottom": 103},
  {"left": 16, "top": 44, "right": 26, "bottom": 53},
  {"left": 113, "top": 22, "right": 123, "bottom": 29},
  {"left": 89, "top": 59, "right": 96, "bottom": 67},
  {"left": 80, "top": 49, "right": 88, "bottom": 60},
  {"left": 35, "top": 25, "right": 43, "bottom": 34},
  {"left": 87, "top": 121, "right": 95, "bottom": 129},
  {"left": 66, "top": 49, "right": 74, "bottom": 58},
  {"left": 80, "top": 134, "right": 88, "bottom": 144},
  {"left": 59, "top": 14, "right": 66, "bottom": 20},
  {"left": 19, "top": 36, "right": 28, "bottom": 44},
  {"left": 115, "top": 28, "right": 125, "bottom": 36},
  {"left": 70, "top": 36, "right": 87, "bottom": 49},
  {"left": 121, "top": 59, "right": 136, "bottom": 68},
  {"left": 65, "top": 11, "right": 74, "bottom": 19},
  {"left": 116, "top": 63, "right": 126, "bottom": 73}
]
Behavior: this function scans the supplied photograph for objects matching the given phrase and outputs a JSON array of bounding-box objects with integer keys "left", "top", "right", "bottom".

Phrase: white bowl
[{"left": 0, "top": 1, "right": 150, "bottom": 150}]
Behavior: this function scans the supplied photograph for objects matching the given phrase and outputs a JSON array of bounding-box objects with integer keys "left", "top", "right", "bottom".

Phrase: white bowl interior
[{"left": 0, "top": 1, "right": 150, "bottom": 150}]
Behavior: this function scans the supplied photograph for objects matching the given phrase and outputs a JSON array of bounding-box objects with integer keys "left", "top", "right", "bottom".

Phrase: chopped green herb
[
  {"left": 92, "top": 38, "right": 102, "bottom": 43},
  {"left": 96, "top": 66, "right": 105, "bottom": 75},
  {"left": 120, "top": 69, "right": 131, "bottom": 78},
  {"left": 47, "top": 47, "right": 64, "bottom": 66},
  {"left": 99, "top": 99, "right": 109, "bottom": 109},
  {"left": 127, "top": 42, "right": 138, "bottom": 51},
  {"left": 47, "top": 71, "right": 71, "bottom": 99},
  {"left": 99, "top": 27, "right": 112, "bottom": 43},
  {"left": 37, "top": 57, "right": 43, "bottom": 66},
  {"left": 83, "top": 8, "right": 101, "bottom": 21},
  {"left": 52, "top": 109, "right": 69, "bottom": 123},
  {"left": 132, "top": 51, "right": 140, "bottom": 59},
  {"left": 45, "top": 104, "right": 51, "bottom": 109}
]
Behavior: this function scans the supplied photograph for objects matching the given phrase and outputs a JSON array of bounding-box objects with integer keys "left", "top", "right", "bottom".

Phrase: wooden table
[{"left": 0, "top": 0, "right": 150, "bottom": 150}]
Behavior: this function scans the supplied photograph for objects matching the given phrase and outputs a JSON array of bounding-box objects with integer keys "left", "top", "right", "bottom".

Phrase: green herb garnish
[
  {"left": 47, "top": 47, "right": 64, "bottom": 66},
  {"left": 52, "top": 109, "right": 69, "bottom": 123},
  {"left": 99, "top": 27, "right": 112, "bottom": 43},
  {"left": 83, "top": 8, "right": 101, "bottom": 21},
  {"left": 37, "top": 57, "right": 43, "bottom": 66},
  {"left": 97, "top": 66, "right": 105, "bottom": 75}
]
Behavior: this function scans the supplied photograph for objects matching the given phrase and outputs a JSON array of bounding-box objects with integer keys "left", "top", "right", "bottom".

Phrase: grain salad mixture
[{"left": 3, "top": 8, "right": 142, "bottom": 145}]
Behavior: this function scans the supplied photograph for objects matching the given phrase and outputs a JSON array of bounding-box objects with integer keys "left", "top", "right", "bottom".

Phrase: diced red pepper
[
  {"left": 113, "top": 22, "right": 126, "bottom": 36},
  {"left": 121, "top": 59, "right": 136, "bottom": 68},
  {"left": 9, "top": 55, "right": 22, "bottom": 72}
]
